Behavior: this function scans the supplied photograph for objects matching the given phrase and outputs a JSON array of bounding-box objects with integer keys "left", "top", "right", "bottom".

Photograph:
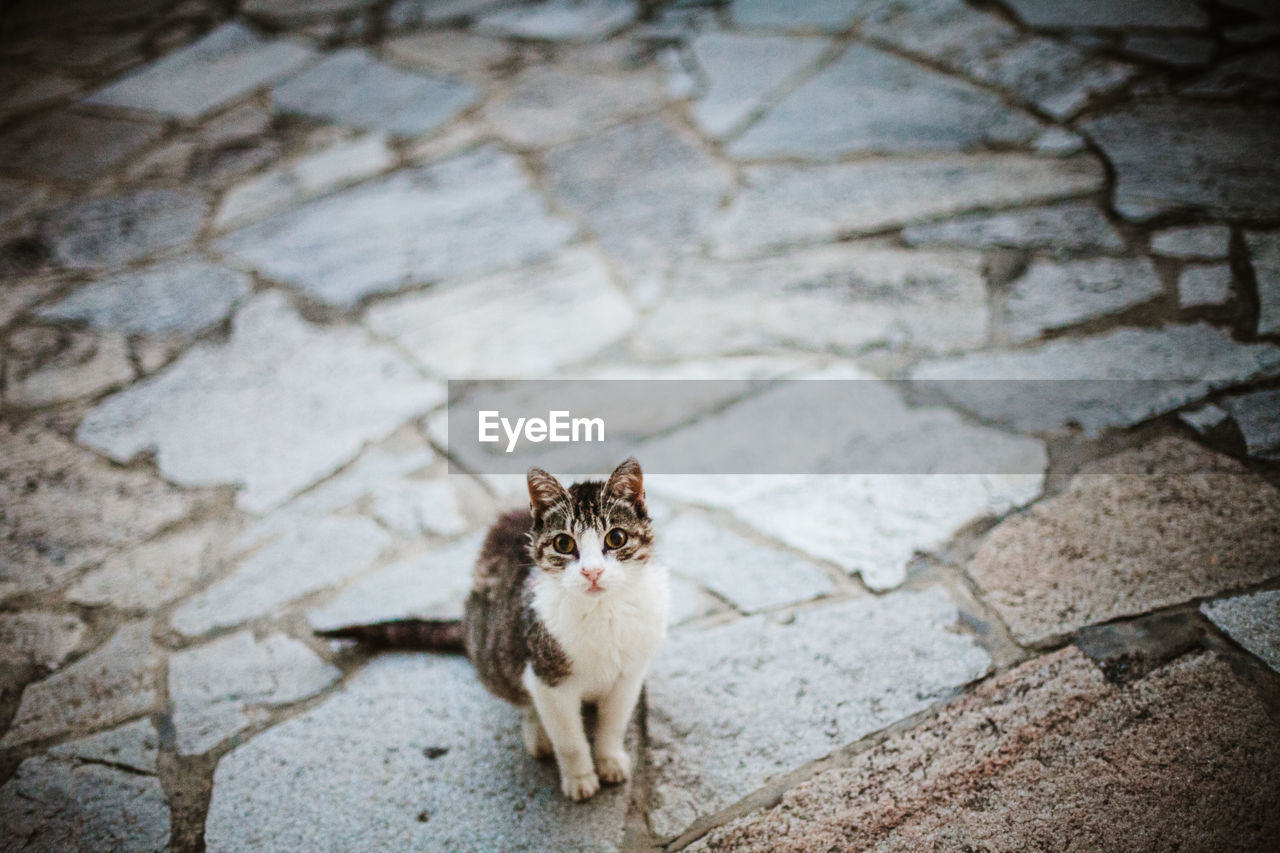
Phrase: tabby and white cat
[{"left": 319, "top": 458, "right": 668, "bottom": 801}]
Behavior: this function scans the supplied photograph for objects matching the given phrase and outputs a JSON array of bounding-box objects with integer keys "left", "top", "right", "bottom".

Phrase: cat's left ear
[{"left": 606, "top": 457, "right": 644, "bottom": 505}]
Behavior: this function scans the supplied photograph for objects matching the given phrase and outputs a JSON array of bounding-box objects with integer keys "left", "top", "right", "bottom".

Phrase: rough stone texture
[
  {"left": 4, "top": 329, "right": 133, "bottom": 407},
  {"left": 41, "top": 189, "right": 206, "bottom": 271},
  {"left": 66, "top": 523, "right": 225, "bottom": 612},
  {"left": 692, "top": 649, "right": 1280, "bottom": 852},
  {"left": 1224, "top": 388, "right": 1280, "bottom": 460},
  {"left": 383, "top": 30, "right": 521, "bottom": 84},
  {"left": 476, "top": 0, "right": 636, "bottom": 41},
  {"left": 711, "top": 154, "right": 1102, "bottom": 257},
  {"left": 647, "top": 588, "right": 991, "bottom": 839},
  {"left": 1001, "top": 257, "right": 1164, "bottom": 343},
  {"left": 2, "top": 621, "right": 158, "bottom": 747},
  {"left": 205, "top": 654, "right": 631, "bottom": 851},
  {"left": 0, "top": 111, "right": 162, "bottom": 180},
  {"left": 902, "top": 202, "right": 1123, "bottom": 253},
  {"left": 1083, "top": 103, "right": 1280, "bottom": 220},
  {"left": 0, "top": 427, "right": 191, "bottom": 600},
  {"left": 368, "top": 479, "right": 469, "bottom": 537},
  {"left": 77, "top": 293, "right": 442, "bottom": 512},
  {"left": 1005, "top": 0, "right": 1207, "bottom": 29},
  {"left": 272, "top": 48, "right": 476, "bottom": 136},
  {"left": 1151, "top": 224, "right": 1231, "bottom": 259},
  {"left": 84, "top": 23, "right": 316, "bottom": 118},
  {"left": 1203, "top": 589, "right": 1280, "bottom": 672},
  {"left": 36, "top": 259, "right": 250, "bottom": 337},
  {"left": 387, "top": 0, "right": 510, "bottom": 28},
  {"left": 1179, "top": 401, "right": 1229, "bottom": 435},
  {"left": 0, "top": 612, "right": 86, "bottom": 670},
  {"left": 219, "top": 146, "right": 573, "bottom": 306},
  {"left": 366, "top": 248, "right": 635, "bottom": 378},
  {"left": 171, "top": 515, "right": 389, "bottom": 636},
  {"left": 969, "top": 438, "right": 1280, "bottom": 645},
  {"left": 1177, "top": 263, "right": 1234, "bottom": 309},
  {"left": 913, "top": 323, "right": 1280, "bottom": 435},
  {"left": 730, "top": 0, "right": 864, "bottom": 31},
  {"left": 169, "top": 630, "right": 340, "bottom": 754},
  {"left": 1246, "top": 230, "right": 1280, "bottom": 336},
  {"left": 688, "top": 33, "right": 828, "bottom": 138},
  {"left": 731, "top": 44, "right": 1043, "bottom": 159},
  {"left": 46, "top": 718, "right": 160, "bottom": 773},
  {"left": 666, "top": 574, "right": 721, "bottom": 626}
]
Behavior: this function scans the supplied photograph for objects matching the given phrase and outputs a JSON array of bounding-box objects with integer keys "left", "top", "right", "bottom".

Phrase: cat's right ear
[{"left": 527, "top": 467, "right": 568, "bottom": 517}]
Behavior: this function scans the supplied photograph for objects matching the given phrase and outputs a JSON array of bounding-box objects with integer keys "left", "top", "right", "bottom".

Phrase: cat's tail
[{"left": 315, "top": 618, "right": 466, "bottom": 654}]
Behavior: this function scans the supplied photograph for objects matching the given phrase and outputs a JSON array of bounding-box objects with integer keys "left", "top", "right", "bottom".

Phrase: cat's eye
[
  {"left": 552, "top": 534, "right": 576, "bottom": 555},
  {"left": 604, "top": 528, "right": 628, "bottom": 550}
]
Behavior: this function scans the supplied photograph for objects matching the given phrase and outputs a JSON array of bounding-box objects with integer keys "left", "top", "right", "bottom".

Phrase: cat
[{"left": 317, "top": 458, "right": 669, "bottom": 801}]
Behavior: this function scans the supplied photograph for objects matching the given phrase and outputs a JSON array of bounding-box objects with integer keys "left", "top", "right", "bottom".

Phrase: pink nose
[{"left": 581, "top": 567, "right": 603, "bottom": 585}]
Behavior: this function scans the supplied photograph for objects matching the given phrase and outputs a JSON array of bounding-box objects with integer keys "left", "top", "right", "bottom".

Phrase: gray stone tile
[
  {"left": 383, "top": 30, "right": 522, "bottom": 85},
  {"left": 730, "top": 0, "right": 864, "bottom": 31},
  {"left": 1177, "top": 264, "right": 1234, "bottom": 310},
  {"left": 913, "top": 323, "right": 1280, "bottom": 435},
  {"left": 1083, "top": 103, "right": 1280, "bottom": 220},
  {"left": 366, "top": 248, "right": 635, "bottom": 378},
  {"left": 4, "top": 328, "right": 133, "bottom": 408},
  {"left": 2, "top": 621, "right": 158, "bottom": 748},
  {"left": 387, "top": 0, "right": 509, "bottom": 27},
  {"left": 1002, "top": 257, "right": 1164, "bottom": 343},
  {"left": 731, "top": 44, "right": 1043, "bottom": 159},
  {"left": 1224, "top": 389, "right": 1280, "bottom": 460},
  {"left": 1179, "top": 401, "right": 1229, "bottom": 436},
  {"left": 47, "top": 719, "right": 160, "bottom": 774},
  {"left": 219, "top": 146, "right": 573, "bottom": 307},
  {"left": 903, "top": 202, "right": 1123, "bottom": 253},
  {"left": 688, "top": 32, "right": 828, "bottom": 138},
  {"left": 711, "top": 154, "right": 1103, "bottom": 258},
  {"left": 84, "top": 23, "right": 316, "bottom": 119},
  {"left": 0, "top": 111, "right": 162, "bottom": 180},
  {"left": 0, "top": 612, "right": 86, "bottom": 670},
  {"left": 169, "top": 630, "right": 340, "bottom": 754},
  {"left": 171, "top": 515, "right": 390, "bottom": 637},
  {"left": 646, "top": 588, "right": 991, "bottom": 839},
  {"left": 205, "top": 654, "right": 631, "bottom": 851},
  {"left": 1151, "top": 225, "right": 1231, "bottom": 259},
  {"left": 666, "top": 574, "right": 721, "bottom": 627},
  {"left": 272, "top": 48, "right": 477, "bottom": 136},
  {"left": 66, "top": 522, "right": 227, "bottom": 612},
  {"left": 1203, "top": 590, "right": 1280, "bottom": 673},
  {"left": 1004, "top": 0, "right": 1207, "bottom": 28},
  {"left": 0, "top": 427, "right": 192, "bottom": 601},
  {"left": 1246, "top": 230, "right": 1280, "bottom": 336},
  {"left": 42, "top": 189, "right": 207, "bottom": 271},
  {"left": 369, "top": 479, "right": 470, "bottom": 537},
  {"left": 1124, "top": 34, "right": 1215, "bottom": 67},
  {"left": 77, "top": 293, "right": 443, "bottom": 513},
  {"left": 36, "top": 258, "right": 250, "bottom": 337},
  {"left": 476, "top": 0, "right": 637, "bottom": 41}
]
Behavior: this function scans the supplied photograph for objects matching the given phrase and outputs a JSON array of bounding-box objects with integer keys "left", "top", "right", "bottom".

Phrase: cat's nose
[{"left": 581, "top": 567, "right": 603, "bottom": 585}]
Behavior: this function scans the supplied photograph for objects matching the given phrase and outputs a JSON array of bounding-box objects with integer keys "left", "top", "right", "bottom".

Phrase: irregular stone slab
[
  {"left": 84, "top": 23, "right": 316, "bottom": 119},
  {"left": 1001, "top": 257, "right": 1163, "bottom": 343},
  {"left": 731, "top": 0, "right": 864, "bottom": 31},
  {"left": 476, "top": 0, "right": 636, "bottom": 41},
  {"left": 902, "top": 202, "right": 1123, "bottom": 253},
  {"left": 0, "top": 111, "right": 162, "bottom": 180},
  {"left": 37, "top": 258, "right": 250, "bottom": 337},
  {"left": 214, "top": 134, "right": 395, "bottom": 230},
  {"left": 711, "top": 154, "right": 1102, "bottom": 258},
  {"left": 4, "top": 329, "right": 133, "bottom": 408},
  {"left": 2, "top": 621, "right": 158, "bottom": 747},
  {"left": 1151, "top": 224, "right": 1231, "bottom": 259},
  {"left": 1033, "top": 127, "right": 1085, "bottom": 155},
  {"left": 0, "top": 427, "right": 191, "bottom": 600},
  {"left": 369, "top": 479, "right": 469, "bottom": 537},
  {"left": 1123, "top": 34, "right": 1215, "bottom": 67},
  {"left": 273, "top": 48, "right": 476, "bottom": 136},
  {"left": 171, "top": 515, "right": 389, "bottom": 636},
  {"left": 309, "top": 534, "right": 481, "bottom": 630},
  {"left": 1179, "top": 401, "right": 1229, "bottom": 435},
  {"left": 647, "top": 588, "right": 990, "bottom": 839},
  {"left": 1246, "top": 230, "right": 1280, "bottom": 336},
  {"left": 366, "top": 248, "right": 635, "bottom": 378},
  {"left": 47, "top": 719, "right": 160, "bottom": 773},
  {"left": 1005, "top": 0, "right": 1207, "bottom": 29},
  {"left": 219, "top": 146, "right": 573, "bottom": 306},
  {"left": 1083, "top": 102, "right": 1280, "bottom": 220},
  {"left": 731, "top": 44, "right": 1042, "bottom": 159},
  {"left": 667, "top": 574, "right": 721, "bottom": 627},
  {"left": 1224, "top": 388, "right": 1280, "bottom": 460},
  {"left": 633, "top": 244, "right": 990, "bottom": 359},
  {"left": 169, "top": 631, "right": 339, "bottom": 754},
  {"left": 692, "top": 649, "right": 1280, "bottom": 852},
  {"left": 0, "top": 612, "right": 86, "bottom": 670},
  {"left": 970, "top": 438, "right": 1280, "bottom": 645},
  {"left": 383, "top": 30, "right": 521, "bottom": 84},
  {"left": 1177, "top": 264, "right": 1234, "bottom": 309},
  {"left": 912, "top": 323, "right": 1280, "bottom": 435},
  {"left": 657, "top": 514, "right": 832, "bottom": 612},
  {"left": 387, "top": 0, "right": 509, "bottom": 28},
  {"left": 205, "top": 654, "right": 631, "bottom": 851},
  {"left": 688, "top": 33, "right": 828, "bottom": 138},
  {"left": 1203, "top": 590, "right": 1280, "bottom": 672},
  {"left": 77, "top": 293, "right": 442, "bottom": 512},
  {"left": 67, "top": 523, "right": 226, "bottom": 612},
  {"left": 42, "top": 189, "right": 206, "bottom": 271}
]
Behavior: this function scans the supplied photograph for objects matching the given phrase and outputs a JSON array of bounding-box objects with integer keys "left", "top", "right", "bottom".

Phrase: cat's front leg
[
  {"left": 527, "top": 674, "right": 598, "bottom": 801},
  {"left": 594, "top": 668, "right": 646, "bottom": 784}
]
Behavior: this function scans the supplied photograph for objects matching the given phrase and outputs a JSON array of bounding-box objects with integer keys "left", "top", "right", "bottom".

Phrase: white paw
[
  {"left": 562, "top": 771, "right": 600, "bottom": 801},
  {"left": 596, "top": 752, "right": 631, "bottom": 784}
]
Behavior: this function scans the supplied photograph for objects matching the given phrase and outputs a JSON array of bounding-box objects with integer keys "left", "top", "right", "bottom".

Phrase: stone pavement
[{"left": 1, "top": 0, "right": 1279, "bottom": 850}]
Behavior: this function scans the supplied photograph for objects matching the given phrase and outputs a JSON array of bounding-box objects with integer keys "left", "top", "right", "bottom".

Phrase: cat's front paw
[
  {"left": 596, "top": 752, "right": 631, "bottom": 784},
  {"left": 562, "top": 770, "right": 601, "bottom": 801}
]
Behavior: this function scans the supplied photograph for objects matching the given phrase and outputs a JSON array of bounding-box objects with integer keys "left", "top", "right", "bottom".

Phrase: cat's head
[{"left": 526, "top": 458, "right": 654, "bottom": 597}]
